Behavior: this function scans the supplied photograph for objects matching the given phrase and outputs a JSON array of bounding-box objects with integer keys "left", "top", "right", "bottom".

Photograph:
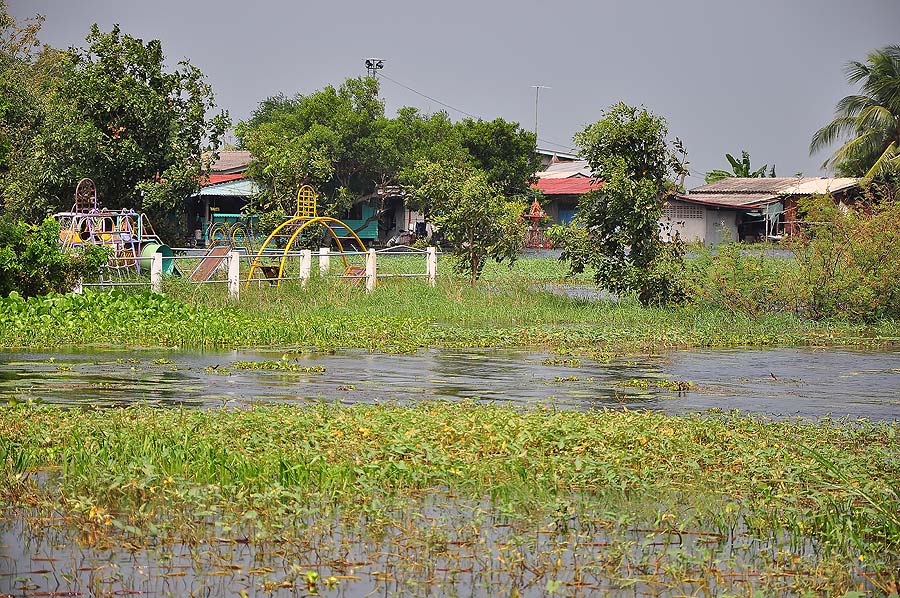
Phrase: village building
[
  {"left": 532, "top": 159, "right": 600, "bottom": 225},
  {"left": 662, "top": 177, "right": 861, "bottom": 244}
]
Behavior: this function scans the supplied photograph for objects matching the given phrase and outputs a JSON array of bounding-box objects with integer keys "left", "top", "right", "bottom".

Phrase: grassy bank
[
  {"left": 2, "top": 403, "right": 898, "bottom": 594},
  {"left": 1, "top": 274, "right": 898, "bottom": 352}
]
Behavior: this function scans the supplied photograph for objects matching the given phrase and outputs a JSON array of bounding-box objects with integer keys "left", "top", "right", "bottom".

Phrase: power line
[
  {"left": 375, "top": 72, "right": 480, "bottom": 119},
  {"left": 375, "top": 71, "right": 579, "bottom": 155}
]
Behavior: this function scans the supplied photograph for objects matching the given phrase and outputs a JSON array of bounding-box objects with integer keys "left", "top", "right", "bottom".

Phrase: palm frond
[
  {"left": 863, "top": 141, "right": 900, "bottom": 181},
  {"left": 810, "top": 115, "right": 860, "bottom": 155},
  {"left": 834, "top": 94, "right": 876, "bottom": 117}
]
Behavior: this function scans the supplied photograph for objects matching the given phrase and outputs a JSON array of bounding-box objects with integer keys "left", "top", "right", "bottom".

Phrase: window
[{"left": 663, "top": 203, "right": 703, "bottom": 220}]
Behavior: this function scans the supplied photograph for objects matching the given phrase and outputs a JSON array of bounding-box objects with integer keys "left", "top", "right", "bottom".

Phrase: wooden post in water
[
  {"left": 426, "top": 246, "right": 437, "bottom": 287},
  {"left": 150, "top": 252, "right": 162, "bottom": 294},
  {"left": 365, "top": 249, "right": 377, "bottom": 293},
  {"left": 299, "top": 249, "right": 312, "bottom": 286},
  {"left": 319, "top": 247, "right": 330, "bottom": 276},
  {"left": 227, "top": 251, "right": 240, "bottom": 300}
]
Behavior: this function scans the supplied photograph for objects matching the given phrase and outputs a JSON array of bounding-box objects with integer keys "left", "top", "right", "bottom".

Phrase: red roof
[
  {"left": 202, "top": 173, "right": 245, "bottom": 186},
  {"left": 532, "top": 178, "right": 603, "bottom": 195}
]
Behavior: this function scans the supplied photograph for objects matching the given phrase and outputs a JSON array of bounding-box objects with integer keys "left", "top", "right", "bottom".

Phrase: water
[
  {"left": 1, "top": 346, "right": 894, "bottom": 596},
  {"left": 0, "top": 347, "right": 898, "bottom": 420}
]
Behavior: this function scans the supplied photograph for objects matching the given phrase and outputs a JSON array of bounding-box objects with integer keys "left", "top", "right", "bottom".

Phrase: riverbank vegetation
[
  {"left": 0, "top": 268, "right": 898, "bottom": 352},
  {"left": 1, "top": 402, "right": 897, "bottom": 594}
]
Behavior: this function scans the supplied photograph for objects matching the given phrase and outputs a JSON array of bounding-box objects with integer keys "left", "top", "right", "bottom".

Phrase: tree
[
  {"left": 456, "top": 117, "right": 539, "bottom": 196},
  {"left": 0, "top": 17, "right": 229, "bottom": 238},
  {"left": 704, "top": 150, "right": 775, "bottom": 183},
  {"left": 810, "top": 45, "right": 900, "bottom": 179},
  {"left": 405, "top": 160, "right": 526, "bottom": 285},
  {"left": 236, "top": 78, "right": 388, "bottom": 218},
  {"left": 237, "top": 78, "right": 538, "bottom": 232},
  {"left": 559, "top": 102, "right": 687, "bottom": 305}
]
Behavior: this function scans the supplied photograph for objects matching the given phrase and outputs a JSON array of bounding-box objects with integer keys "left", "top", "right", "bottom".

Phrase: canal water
[{"left": 0, "top": 347, "right": 898, "bottom": 420}]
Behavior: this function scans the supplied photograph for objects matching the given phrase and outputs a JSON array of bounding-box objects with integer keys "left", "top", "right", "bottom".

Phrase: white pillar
[
  {"left": 319, "top": 247, "right": 330, "bottom": 276},
  {"left": 365, "top": 249, "right": 377, "bottom": 293},
  {"left": 426, "top": 246, "right": 437, "bottom": 287},
  {"left": 227, "top": 250, "right": 240, "bottom": 300},
  {"left": 299, "top": 249, "right": 312, "bottom": 286},
  {"left": 150, "top": 251, "right": 162, "bottom": 294},
  {"left": 73, "top": 279, "right": 84, "bottom": 295}
]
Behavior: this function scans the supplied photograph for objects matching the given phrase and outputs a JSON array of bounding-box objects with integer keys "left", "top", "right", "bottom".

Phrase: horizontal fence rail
[{"left": 76, "top": 246, "right": 440, "bottom": 298}]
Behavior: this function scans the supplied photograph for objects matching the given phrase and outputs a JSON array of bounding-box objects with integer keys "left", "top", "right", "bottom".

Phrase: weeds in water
[
  {"left": 230, "top": 360, "right": 326, "bottom": 373},
  {"left": 1, "top": 402, "right": 897, "bottom": 595}
]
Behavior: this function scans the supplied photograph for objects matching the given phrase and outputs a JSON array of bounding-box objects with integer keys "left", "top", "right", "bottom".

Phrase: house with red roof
[{"left": 531, "top": 159, "right": 602, "bottom": 225}]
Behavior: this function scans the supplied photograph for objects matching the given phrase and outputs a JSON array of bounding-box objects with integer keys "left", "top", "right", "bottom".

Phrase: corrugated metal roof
[
  {"left": 688, "top": 177, "right": 859, "bottom": 195},
  {"left": 673, "top": 193, "right": 780, "bottom": 208},
  {"left": 532, "top": 178, "right": 603, "bottom": 195},
  {"left": 192, "top": 178, "right": 261, "bottom": 197},
  {"left": 678, "top": 176, "right": 861, "bottom": 209},
  {"left": 202, "top": 173, "right": 245, "bottom": 186},
  {"left": 536, "top": 160, "right": 592, "bottom": 179},
  {"left": 204, "top": 150, "right": 252, "bottom": 174},
  {"left": 775, "top": 177, "right": 859, "bottom": 195}
]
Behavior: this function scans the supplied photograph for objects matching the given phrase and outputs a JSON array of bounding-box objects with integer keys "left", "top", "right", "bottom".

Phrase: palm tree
[
  {"left": 810, "top": 45, "right": 900, "bottom": 179},
  {"left": 705, "top": 151, "right": 775, "bottom": 184}
]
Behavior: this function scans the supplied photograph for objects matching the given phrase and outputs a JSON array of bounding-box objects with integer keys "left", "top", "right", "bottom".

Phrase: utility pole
[{"left": 531, "top": 85, "right": 551, "bottom": 140}]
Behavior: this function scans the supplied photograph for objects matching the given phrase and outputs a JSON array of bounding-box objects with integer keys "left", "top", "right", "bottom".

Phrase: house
[
  {"left": 532, "top": 159, "right": 601, "bottom": 224},
  {"left": 186, "top": 150, "right": 378, "bottom": 246},
  {"left": 662, "top": 177, "right": 861, "bottom": 244}
]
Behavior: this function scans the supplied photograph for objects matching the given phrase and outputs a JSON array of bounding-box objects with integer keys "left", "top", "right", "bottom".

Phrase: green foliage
[
  {"left": 688, "top": 244, "right": 797, "bottom": 316},
  {"left": 0, "top": 217, "right": 107, "bottom": 297},
  {"left": 405, "top": 160, "right": 527, "bottom": 284},
  {"left": 560, "top": 103, "right": 688, "bottom": 305},
  {"left": 456, "top": 117, "right": 539, "bottom": 196},
  {"left": 810, "top": 45, "right": 900, "bottom": 179},
  {"left": 794, "top": 194, "right": 900, "bottom": 321},
  {"left": 2, "top": 402, "right": 899, "bottom": 592},
  {"left": 0, "top": 15, "right": 229, "bottom": 239},
  {"left": 237, "top": 78, "right": 537, "bottom": 222},
  {"left": 705, "top": 150, "right": 775, "bottom": 184}
]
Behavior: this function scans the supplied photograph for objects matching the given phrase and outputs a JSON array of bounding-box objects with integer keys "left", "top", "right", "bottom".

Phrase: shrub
[
  {"left": 0, "top": 217, "right": 108, "bottom": 298},
  {"left": 689, "top": 244, "right": 798, "bottom": 316},
  {"left": 794, "top": 195, "right": 900, "bottom": 322}
]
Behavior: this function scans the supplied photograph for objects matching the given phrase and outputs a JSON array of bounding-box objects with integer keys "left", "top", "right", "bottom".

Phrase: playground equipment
[
  {"left": 246, "top": 185, "right": 367, "bottom": 287},
  {"left": 189, "top": 220, "right": 256, "bottom": 282},
  {"left": 54, "top": 178, "right": 176, "bottom": 276}
]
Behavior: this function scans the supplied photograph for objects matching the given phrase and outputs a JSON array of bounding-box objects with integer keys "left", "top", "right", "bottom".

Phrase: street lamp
[{"left": 365, "top": 58, "right": 385, "bottom": 77}]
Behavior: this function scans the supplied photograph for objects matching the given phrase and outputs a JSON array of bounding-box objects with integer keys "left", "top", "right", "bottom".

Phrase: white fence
[{"left": 80, "top": 246, "right": 439, "bottom": 299}]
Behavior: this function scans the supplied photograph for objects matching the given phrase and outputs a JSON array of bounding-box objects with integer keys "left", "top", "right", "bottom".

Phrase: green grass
[
  {"left": 1, "top": 402, "right": 898, "bottom": 594},
  {"left": 1, "top": 273, "right": 898, "bottom": 352}
]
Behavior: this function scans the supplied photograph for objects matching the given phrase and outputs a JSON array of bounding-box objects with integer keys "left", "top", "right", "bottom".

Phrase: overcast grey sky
[{"left": 10, "top": 0, "right": 900, "bottom": 186}]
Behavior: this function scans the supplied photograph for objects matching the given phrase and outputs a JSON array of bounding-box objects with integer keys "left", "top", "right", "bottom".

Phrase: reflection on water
[{"left": 0, "top": 347, "right": 898, "bottom": 420}]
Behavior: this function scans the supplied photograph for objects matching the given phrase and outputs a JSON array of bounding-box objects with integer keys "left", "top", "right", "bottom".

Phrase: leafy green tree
[
  {"left": 704, "top": 150, "right": 775, "bottom": 183},
  {"left": 456, "top": 117, "right": 539, "bottom": 196},
  {"left": 236, "top": 78, "right": 386, "bottom": 217},
  {"left": 405, "top": 160, "right": 526, "bottom": 284},
  {"left": 238, "top": 79, "right": 538, "bottom": 230},
  {"left": 810, "top": 45, "right": 900, "bottom": 179},
  {"left": 559, "top": 102, "right": 687, "bottom": 305},
  {"left": 1, "top": 17, "right": 229, "bottom": 238}
]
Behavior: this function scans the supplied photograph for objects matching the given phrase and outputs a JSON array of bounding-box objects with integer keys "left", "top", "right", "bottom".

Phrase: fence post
[
  {"left": 365, "top": 249, "right": 377, "bottom": 293},
  {"left": 72, "top": 279, "right": 84, "bottom": 295},
  {"left": 227, "top": 250, "right": 240, "bottom": 300},
  {"left": 150, "top": 252, "right": 162, "bottom": 294},
  {"left": 299, "top": 249, "right": 312, "bottom": 286},
  {"left": 319, "top": 247, "right": 330, "bottom": 276},
  {"left": 426, "top": 246, "right": 437, "bottom": 287}
]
